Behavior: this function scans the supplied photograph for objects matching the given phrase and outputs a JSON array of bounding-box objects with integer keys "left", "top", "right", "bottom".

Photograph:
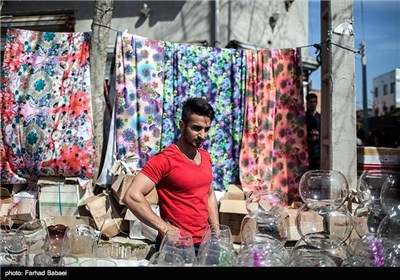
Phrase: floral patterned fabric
[
  {"left": 114, "top": 32, "right": 166, "bottom": 167},
  {"left": 239, "top": 48, "right": 308, "bottom": 204},
  {"left": 0, "top": 28, "right": 95, "bottom": 184},
  {"left": 1, "top": 29, "right": 308, "bottom": 195},
  {"left": 161, "top": 43, "right": 246, "bottom": 191}
]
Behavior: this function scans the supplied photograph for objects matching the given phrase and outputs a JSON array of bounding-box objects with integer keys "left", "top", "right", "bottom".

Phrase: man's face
[
  {"left": 307, "top": 97, "right": 318, "bottom": 112},
  {"left": 180, "top": 113, "right": 212, "bottom": 148}
]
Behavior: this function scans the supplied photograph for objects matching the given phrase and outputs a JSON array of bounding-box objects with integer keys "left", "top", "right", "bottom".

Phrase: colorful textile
[
  {"left": 0, "top": 28, "right": 95, "bottom": 184},
  {"left": 239, "top": 48, "right": 308, "bottom": 204},
  {"left": 114, "top": 32, "right": 165, "bottom": 167},
  {"left": 161, "top": 42, "right": 246, "bottom": 191}
]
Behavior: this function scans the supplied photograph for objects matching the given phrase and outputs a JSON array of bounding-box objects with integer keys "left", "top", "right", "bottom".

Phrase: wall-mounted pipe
[{"left": 211, "top": 0, "right": 220, "bottom": 47}]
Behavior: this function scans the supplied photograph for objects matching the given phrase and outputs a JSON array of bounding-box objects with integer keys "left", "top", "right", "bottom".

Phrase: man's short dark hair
[
  {"left": 306, "top": 93, "right": 318, "bottom": 101},
  {"left": 181, "top": 97, "right": 215, "bottom": 124}
]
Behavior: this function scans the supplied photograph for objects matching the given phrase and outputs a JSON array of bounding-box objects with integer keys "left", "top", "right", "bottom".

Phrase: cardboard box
[
  {"left": 124, "top": 204, "right": 159, "bottom": 241},
  {"left": 109, "top": 156, "right": 140, "bottom": 176},
  {"left": 357, "top": 146, "right": 400, "bottom": 175},
  {"left": 144, "top": 188, "right": 158, "bottom": 205},
  {"left": 111, "top": 173, "right": 158, "bottom": 205},
  {"left": 218, "top": 184, "right": 248, "bottom": 243},
  {"left": 111, "top": 172, "right": 138, "bottom": 205},
  {"left": 0, "top": 187, "right": 13, "bottom": 205},
  {"left": 0, "top": 187, "right": 38, "bottom": 225},
  {"left": 1, "top": 187, "right": 14, "bottom": 224},
  {"left": 80, "top": 192, "right": 125, "bottom": 239},
  {"left": 38, "top": 177, "right": 83, "bottom": 226}
]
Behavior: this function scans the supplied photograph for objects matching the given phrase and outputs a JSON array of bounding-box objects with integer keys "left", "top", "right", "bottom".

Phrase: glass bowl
[
  {"left": 357, "top": 169, "right": 399, "bottom": 205},
  {"left": 346, "top": 234, "right": 400, "bottom": 267},
  {"left": 245, "top": 189, "right": 285, "bottom": 218},
  {"left": 289, "top": 239, "right": 340, "bottom": 267},
  {"left": 295, "top": 203, "right": 353, "bottom": 250},
  {"left": 380, "top": 171, "right": 400, "bottom": 221},
  {"left": 299, "top": 170, "right": 349, "bottom": 212}
]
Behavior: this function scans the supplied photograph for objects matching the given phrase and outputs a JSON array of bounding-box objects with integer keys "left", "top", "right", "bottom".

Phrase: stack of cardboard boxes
[
  {"left": 218, "top": 184, "right": 306, "bottom": 243},
  {"left": 110, "top": 173, "right": 159, "bottom": 240}
]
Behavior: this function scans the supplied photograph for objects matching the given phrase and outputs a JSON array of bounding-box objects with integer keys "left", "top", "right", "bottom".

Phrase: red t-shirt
[{"left": 141, "top": 144, "right": 213, "bottom": 243}]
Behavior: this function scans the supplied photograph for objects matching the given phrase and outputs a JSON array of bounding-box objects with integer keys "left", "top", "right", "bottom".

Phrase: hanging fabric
[
  {"left": 114, "top": 32, "right": 166, "bottom": 168},
  {"left": 108, "top": 31, "right": 307, "bottom": 196},
  {"left": 161, "top": 42, "right": 246, "bottom": 191},
  {"left": 239, "top": 48, "right": 308, "bottom": 205},
  {"left": 96, "top": 36, "right": 118, "bottom": 186},
  {"left": 0, "top": 28, "right": 95, "bottom": 184}
]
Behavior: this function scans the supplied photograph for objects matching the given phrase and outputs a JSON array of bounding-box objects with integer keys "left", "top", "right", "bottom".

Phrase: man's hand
[
  {"left": 309, "top": 129, "right": 319, "bottom": 142},
  {"left": 160, "top": 220, "right": 180, "bottom": 238}
]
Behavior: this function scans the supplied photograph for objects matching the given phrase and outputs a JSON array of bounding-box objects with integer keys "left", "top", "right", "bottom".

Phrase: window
[
  {"left": 1, "top": 11, "right": 75, "bottom": 58},
  {"left": 383, "top": 84, "right": 388, "bottom": 95},
  {"left": 374, "top": 87, "right": 379, "bottom": 98},
  {"left": 390, "top": 82, "right": 395, "bottom": 94}
]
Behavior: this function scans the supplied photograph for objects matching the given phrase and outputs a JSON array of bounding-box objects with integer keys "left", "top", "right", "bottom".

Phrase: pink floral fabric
[
  {"left": 0, "top": 28, "right": 95, "bottom": 184},
  {"left": 239, "top": 48, "right": 308, "bottom": 205}
]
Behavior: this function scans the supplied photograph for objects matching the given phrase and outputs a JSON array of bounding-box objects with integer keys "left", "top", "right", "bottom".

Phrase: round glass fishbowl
[
  {"left": 357, "top": 169, "right": 399, "bottom": 205},
  {"left": 241, "top": 211, "right": 288, "bottom": 245},
  {"left": 243, "top": 189, "right": 288, "bottom": 245},
  {"left": 299, "top": 170, "right": 349, "bottom": 212},
  {"left": 245, "top": 189, "right": 285, "bottom": 218},
  {"left": 346, "top": 234, "right": 400, "bottom": 267},
  {"left": 377, "top": 215, "right": 400, "bottom": 241},
  {"left": 237, "top": 235, "right": 290, "bottom": 267},
  {"left": 352, "top": 202, "right": 387, "bottom": 238},
  {"left": 289, "top": 239, "right": 340, "bottom": 267},
  {"left": 295, "top": 203, "right": 353, "bottom": 251},
  {"left": 379, "top": 171, "right": 400, "bottom": 222}
]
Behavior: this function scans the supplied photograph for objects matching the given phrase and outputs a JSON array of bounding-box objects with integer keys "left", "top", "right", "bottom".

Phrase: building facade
[{"left": 372, "top": 68, "right": 400, "bottom": 116}]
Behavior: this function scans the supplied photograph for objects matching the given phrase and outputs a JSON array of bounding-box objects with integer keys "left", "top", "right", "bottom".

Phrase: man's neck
[
  {"left": 175, "top": 141, "right": 197, "bottom": 160},
  {"left": 308, "top": 110, "right": 317, "bottom": 117}
]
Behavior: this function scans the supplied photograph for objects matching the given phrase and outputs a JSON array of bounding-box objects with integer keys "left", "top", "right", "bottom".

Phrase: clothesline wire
[
  {"left": 5, "top": 21, "right": 361, "bottom": 55},
  {"left": 297, "top": 43, "right": 322, "bottom": 49},
  {"left": 326, "top": 39, "right": 362, "bottom": 54},
  {"left": 76, "top": 22, "right": 364, "bottom": 55},
  {"left": 299, "top": 40, "right": 361, "bottom": 54},
  {"left": 92, "top": 22, "right": 120, "bottom": 33}
]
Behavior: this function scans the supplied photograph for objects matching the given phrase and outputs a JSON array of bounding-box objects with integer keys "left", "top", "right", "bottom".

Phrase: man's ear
[{"left": 179, "top": 120, "right": 184, "bottom": 131}]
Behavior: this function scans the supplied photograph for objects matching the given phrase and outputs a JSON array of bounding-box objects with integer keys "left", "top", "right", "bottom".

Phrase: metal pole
[
  {"left": 361, "top": 40, "right": 369, "bottom": 135},
  {"left": 211, "top": 0, "right": 220, "bottom": 47}
]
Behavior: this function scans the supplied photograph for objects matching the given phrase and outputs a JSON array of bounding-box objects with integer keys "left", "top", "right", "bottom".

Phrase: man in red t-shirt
[{"left": 123, "top": 97, "right": 220, "bottom": 254}]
